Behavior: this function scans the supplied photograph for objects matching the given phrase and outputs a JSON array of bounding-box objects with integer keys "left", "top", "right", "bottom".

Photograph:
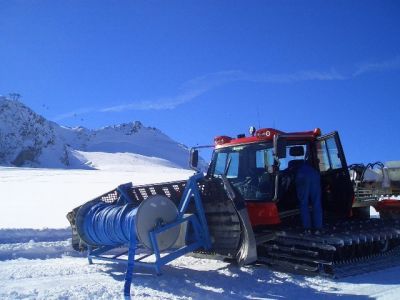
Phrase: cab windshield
[{"left": 210, "top": 143, "right": 275, "bottom": 201}]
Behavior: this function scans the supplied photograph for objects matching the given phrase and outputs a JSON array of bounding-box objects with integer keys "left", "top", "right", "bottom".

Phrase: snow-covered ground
[
  {"left": 1, "top": 163, "right": 400, "bottom": 299},
  {"left": 0, "top": 163, "right": 191, "bottom": 229}
]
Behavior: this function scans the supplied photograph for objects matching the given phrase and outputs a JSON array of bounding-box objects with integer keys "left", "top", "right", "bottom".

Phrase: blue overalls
[{"left": 295, "top": 163, "right": 323, "bottom": 230}]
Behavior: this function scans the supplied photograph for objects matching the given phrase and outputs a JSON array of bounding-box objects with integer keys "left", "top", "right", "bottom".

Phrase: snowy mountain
[{"left": 0, "top": 97, "right": 190, "bottom": 169}]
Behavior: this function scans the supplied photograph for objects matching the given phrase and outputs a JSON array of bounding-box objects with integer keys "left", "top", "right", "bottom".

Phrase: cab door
[{"left": 316, "top": 132, "right": 354, "bottom": 218}]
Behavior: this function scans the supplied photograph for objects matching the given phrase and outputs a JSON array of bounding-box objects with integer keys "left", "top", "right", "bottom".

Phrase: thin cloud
[
  {"left": 55, "top": 55, "right": 400, "bottom": 119},
  {"left": 353, "top": 56, "right": 400, "bottom": 76},
  {"left": 100, "top": 88, "right": 206, "bottom": 112},
  {"left": 101, "top": 69, "right": 345, "bottom": 112}
]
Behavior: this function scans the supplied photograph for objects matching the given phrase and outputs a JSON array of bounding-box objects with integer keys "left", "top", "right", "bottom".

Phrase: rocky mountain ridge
[{"left": 0, "top": 97, "right": 190, "bottom": 169}]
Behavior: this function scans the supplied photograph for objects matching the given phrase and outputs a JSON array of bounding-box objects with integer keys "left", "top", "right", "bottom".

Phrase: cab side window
[
  {"left": 256, "top": 148, "right": 274, "bottom": 169},
  {"left": 279, "top": 145, "right": 307, "bottom": 170}
]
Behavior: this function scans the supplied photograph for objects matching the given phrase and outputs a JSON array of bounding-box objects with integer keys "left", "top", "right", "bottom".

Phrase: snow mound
[{"left": 74, "top": 151, "right": 181, "bottom": 170}]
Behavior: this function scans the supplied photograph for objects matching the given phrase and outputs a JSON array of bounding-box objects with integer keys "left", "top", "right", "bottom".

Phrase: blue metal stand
[{"left": 87, "top": 173, "right": 211, "bottom": 296}]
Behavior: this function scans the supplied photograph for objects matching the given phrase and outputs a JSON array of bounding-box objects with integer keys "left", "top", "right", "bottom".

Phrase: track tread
[{"left": 257, "top": 219, "right": 400, "bottom": 277}]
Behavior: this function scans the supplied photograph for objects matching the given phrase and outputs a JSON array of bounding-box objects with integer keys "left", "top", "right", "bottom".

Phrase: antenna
[{"left": 257, "top": 105, "right": 261, "bottom": 129}]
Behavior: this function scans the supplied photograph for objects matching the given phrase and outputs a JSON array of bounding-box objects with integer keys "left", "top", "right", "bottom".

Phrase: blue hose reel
[{"left": 75, "top": 173, "right": 211, "bottom": 296}]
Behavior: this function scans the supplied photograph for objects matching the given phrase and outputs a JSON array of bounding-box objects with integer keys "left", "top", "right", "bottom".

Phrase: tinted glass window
[
  {"left": 214, "top": 152, "right": 227, "bottom": 175},
  {"left": 256, "top": 148, "right": 274, "bottom": 168},
  {"left": 317, "top": 140, "right": 330, "bottom": 171},
  {"left": 213, "top": 152, "right": 239, "bottom": 178},
  {"left": 279, "top": 145, "right": 307, "bottom": 170},
  {"left": 226, "top": 152, "right": 239, "bottom": 178},
  {"left": 317, "top": 136, "right": 343, "bottom": 171},
  {"left": 327, "top": 137, "right": 342, "bottom": 169},
  {"left": 211, "top": 143, "right": 275, "bottom": 201}
]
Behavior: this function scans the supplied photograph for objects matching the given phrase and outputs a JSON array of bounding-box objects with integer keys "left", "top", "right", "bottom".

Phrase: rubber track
[{"left": 256, "top": 219, "right": 400, "bottom": 277}]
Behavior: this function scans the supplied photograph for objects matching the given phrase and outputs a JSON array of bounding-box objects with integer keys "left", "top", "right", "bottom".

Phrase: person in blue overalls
[{"left": 295, "top": 162, "right": 323, "bottom": 233}]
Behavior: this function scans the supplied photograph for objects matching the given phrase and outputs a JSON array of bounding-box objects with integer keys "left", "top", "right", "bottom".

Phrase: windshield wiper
[{"left": 224, "top": 155, "right": 232, "bottom": 176}]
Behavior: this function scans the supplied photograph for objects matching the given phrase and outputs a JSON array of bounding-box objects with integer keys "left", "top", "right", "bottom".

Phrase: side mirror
[{"left": 190, "top": 149, "right": 199, "bottom": 169}]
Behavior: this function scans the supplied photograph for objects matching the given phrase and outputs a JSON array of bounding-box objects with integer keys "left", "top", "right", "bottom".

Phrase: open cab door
[{"left": 316, "top": 132, "right": 354, "bottom": 218}]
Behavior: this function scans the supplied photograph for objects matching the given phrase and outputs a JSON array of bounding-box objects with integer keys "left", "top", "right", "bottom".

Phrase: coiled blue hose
[{"left": 79, "top": 202, "right": 138, "bottom": 246}]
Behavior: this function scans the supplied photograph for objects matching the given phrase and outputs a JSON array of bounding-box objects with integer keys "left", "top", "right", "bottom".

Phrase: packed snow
[
  {"left": 0, "top": 159, "right": 191, "bottom": 229},
  {"left": 1, "top": 160, "right": 400, "bottom": 300}
]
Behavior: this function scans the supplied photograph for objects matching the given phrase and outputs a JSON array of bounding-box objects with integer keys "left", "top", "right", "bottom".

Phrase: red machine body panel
[
  {"left": 246, "top": 202, "right": 281, "bottom": 226},
  {"left": 214, "top": 128, "right": 320, "bottom": 149}
]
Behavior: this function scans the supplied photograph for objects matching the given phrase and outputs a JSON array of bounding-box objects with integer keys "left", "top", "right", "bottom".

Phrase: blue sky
[{"left": 1, "top": 1, "right": 399, "bottom": 164}]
